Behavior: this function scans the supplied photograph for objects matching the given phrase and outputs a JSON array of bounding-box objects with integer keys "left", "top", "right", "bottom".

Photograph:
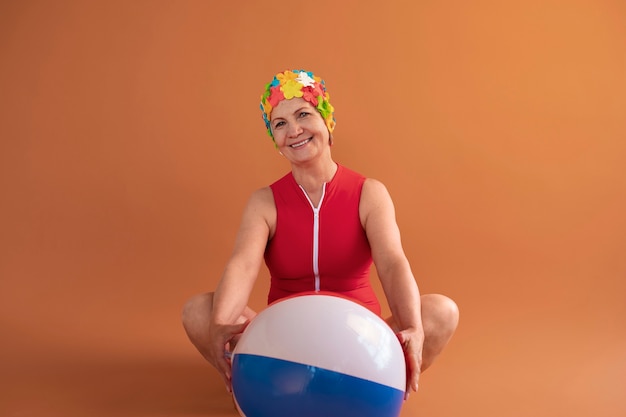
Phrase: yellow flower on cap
[
  {"left": 260, "top": 69, "right": 336, "bottom": 143},
  {"left": 282, "top": 79, "right": 305, "bottom": 100}
]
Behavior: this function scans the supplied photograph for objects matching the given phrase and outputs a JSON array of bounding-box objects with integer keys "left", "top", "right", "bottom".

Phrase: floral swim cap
[{"left": 260, "top": 69, "right": 336, "bottom": 141}]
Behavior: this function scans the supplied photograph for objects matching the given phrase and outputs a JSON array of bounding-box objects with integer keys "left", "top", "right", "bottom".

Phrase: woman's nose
[{"left": 288, "top": 121, "right": 303, "bottom": 138}]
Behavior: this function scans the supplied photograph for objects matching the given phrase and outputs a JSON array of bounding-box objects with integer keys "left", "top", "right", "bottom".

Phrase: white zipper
[{"left": 299, "top": 183, "right": 327, "bottom": 292}]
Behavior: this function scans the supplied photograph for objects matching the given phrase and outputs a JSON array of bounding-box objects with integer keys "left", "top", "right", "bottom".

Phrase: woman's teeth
[{"left": 290, "top": 138, "right": 311, "bottom": 148}]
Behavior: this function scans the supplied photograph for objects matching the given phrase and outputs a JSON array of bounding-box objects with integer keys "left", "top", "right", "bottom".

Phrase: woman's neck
[{"left": 291, "top": 158, "right": 338, "bottom": 192}]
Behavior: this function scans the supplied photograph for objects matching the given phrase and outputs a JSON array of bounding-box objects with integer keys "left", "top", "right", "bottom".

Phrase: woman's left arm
[{"left": 360, "top": 178, "right": 424, "bottom": 395}]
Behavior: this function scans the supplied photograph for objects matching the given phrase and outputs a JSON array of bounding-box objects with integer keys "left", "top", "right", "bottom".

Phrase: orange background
[{"left": 1, "top": 1, "right": 625, "bottom": 416}]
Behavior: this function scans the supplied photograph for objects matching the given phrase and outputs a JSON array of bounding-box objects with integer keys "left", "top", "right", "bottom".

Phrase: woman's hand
[
  {"left": 396, "top": 329, "right": 424, "bottom": 399},
  {"left": 208, "top": 320, "right": 250, "bottom": 392}
]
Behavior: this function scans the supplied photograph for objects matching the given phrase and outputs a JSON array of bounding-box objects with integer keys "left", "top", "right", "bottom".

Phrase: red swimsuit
[{"left": 265, "top": 164, "right": 381, "bottom": 315}]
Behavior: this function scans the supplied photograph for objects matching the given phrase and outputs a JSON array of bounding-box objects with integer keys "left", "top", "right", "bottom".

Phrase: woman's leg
[
  {"left": 181, "top": 292, "right": 257, "bottom": 361},
  {"left": 387, "top": 293, "right": 459, "bottom": 372}
]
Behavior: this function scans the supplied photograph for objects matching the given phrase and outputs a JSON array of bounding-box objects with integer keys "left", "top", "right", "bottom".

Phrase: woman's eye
[
  {"left": 299, "top": 112, "right": 309, "bottom": 118},
  {"left": 274, "top": 121, "right": 285, "bottom": 128}
]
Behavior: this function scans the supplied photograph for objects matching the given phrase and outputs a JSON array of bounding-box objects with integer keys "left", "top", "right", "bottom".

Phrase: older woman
[{"left": 182, "top": 69, "right": 459, "bottom": 399}]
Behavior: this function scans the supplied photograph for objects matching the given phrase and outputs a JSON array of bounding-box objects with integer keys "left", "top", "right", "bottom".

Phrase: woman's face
[{"left": 270, "top": 97, "right": 330, "bottom": 162}]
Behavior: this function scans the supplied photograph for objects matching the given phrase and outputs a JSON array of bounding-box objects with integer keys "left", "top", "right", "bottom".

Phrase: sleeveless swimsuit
[{"left": 265, "top": 164, "right": 381, "bottom": 315}]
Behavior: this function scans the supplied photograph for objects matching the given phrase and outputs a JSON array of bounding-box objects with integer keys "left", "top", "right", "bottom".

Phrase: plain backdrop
[{"left": 1, "top": 1, "right": 625, "bottom": 416}]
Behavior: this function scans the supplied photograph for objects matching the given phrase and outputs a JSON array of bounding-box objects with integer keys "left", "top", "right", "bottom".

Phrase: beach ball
[{"left": 231, "top": 293, "right": 406, "bottom": 417}]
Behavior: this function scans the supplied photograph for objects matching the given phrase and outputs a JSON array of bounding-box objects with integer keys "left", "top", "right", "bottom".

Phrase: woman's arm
[
  {"left": 360, "top": 178, "right": 424, "bottom": 395},
  {"left": 209, "top": 186, "right": 275, "bottom": 389}
]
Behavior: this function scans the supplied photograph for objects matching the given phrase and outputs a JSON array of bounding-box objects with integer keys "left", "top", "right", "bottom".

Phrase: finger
[
  {"left": 402, "top": 349, "right": 419, "bottom": 393},
  {"left": 396, "top": 333, "right": 412, "bottom": 380},
  {"left": 396, "top": 331, "right": 408, "bottom": 346},
  {"left": 403, "top": 349, "right": 414, "bottom": 399},
  {"left": 215, "top": 355, "right": 233, "bottom": 392},
  {"left": 409, "top": 372, "right": 420, "bottom": 393}
]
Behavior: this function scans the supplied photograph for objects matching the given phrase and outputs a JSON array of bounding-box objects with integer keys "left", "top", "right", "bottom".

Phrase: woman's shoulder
[
  {"left": 337, "top": 164, "right": 391, "bottom": 201},
  {"left": 248, "top": 186, "right": 275, "bottom": 206},
  {"left": 362, "top": 176, "right": 385, "bottom": 186},
  {"left": 242, "top": 186, "right": 277, "bottom": 233},
  {"left": 338, "top": 165, "right": 384, "bottom": 187},
  {"left": 360, "top": 177, "right": 394, "bottom": 210}
]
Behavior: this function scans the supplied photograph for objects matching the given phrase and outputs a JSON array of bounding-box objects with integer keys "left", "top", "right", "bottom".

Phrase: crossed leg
[
  {"left": 385, "top": 293, "right": 459, "bottom": 371},
  {"left": 182, "top": 292, "right": 458, "bottom": 372}
]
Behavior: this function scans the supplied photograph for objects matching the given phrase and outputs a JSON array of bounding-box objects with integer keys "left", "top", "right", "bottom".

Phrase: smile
[{"left": 290, "top": 138, "right": 312, "bottom": 148}]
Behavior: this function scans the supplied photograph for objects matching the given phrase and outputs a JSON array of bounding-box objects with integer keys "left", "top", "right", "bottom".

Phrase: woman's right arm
[{"left": 209, "top": 187, "right": 275, "bottom": 389}]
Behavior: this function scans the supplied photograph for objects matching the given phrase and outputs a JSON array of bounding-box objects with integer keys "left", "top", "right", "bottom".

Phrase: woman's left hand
[{"left": 396, "top": 329, "right": 424, "bottom": 398}]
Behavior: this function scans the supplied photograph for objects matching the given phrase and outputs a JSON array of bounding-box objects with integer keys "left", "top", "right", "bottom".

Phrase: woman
[{"left": 182, "top": 69, "right": 459, "bottom": 399}]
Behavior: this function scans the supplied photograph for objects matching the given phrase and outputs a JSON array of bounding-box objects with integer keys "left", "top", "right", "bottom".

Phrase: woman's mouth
[{"left": 290, "top": 138, "right": 312, "bottom": 148}]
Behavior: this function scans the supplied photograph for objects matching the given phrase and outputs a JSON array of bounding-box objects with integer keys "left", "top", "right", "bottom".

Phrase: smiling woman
[
  {"left": 270, "top": 98, "right": 332, "bottom": 166},
  {"left": 260, "top": 70, "right": 336, "bottom": 142},
  {"left": 181, "top": 69, "right": 460, "bottom": 406}
]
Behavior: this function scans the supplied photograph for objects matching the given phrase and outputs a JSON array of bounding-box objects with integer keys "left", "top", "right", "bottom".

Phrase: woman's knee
[
  {"left": 181, "top": 292, "right": 214, "bottom": 326},
  {"left": 421, "top": 294, "right": 459, "bottom": 334}
]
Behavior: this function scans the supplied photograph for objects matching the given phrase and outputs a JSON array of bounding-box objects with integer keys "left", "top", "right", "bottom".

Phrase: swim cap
[{"left": 260, "top": 69, "right": 336, "bottom": 141}]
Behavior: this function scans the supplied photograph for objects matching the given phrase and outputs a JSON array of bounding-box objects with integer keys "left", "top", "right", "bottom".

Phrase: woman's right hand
[{"left": 208, "top": 320, "right": 250, "bottom": 392}]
